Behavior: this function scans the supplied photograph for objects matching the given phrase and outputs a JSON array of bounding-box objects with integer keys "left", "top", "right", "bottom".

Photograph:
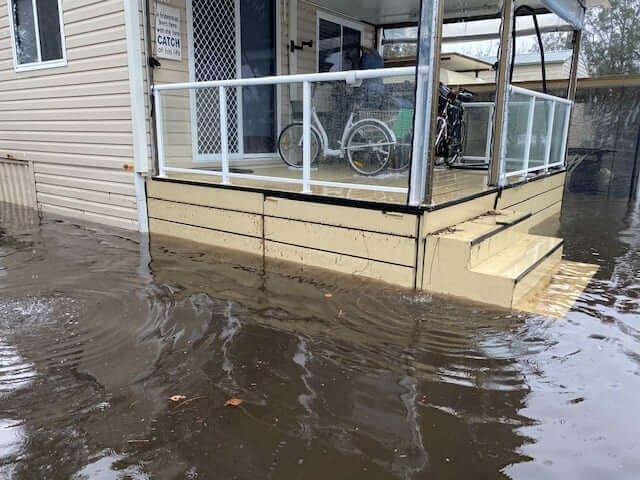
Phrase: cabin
[{"left": 0, "top": 0, "right": 600, "bottom": 310}]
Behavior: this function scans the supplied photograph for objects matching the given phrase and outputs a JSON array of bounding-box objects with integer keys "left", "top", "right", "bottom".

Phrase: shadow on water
[{"left": 0, "top": 196, "right": 638, "bottom": 479}]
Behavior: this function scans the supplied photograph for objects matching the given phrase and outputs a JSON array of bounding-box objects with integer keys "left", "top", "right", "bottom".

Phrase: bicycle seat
[{"left": 456, "top": 90, "right": 473, "bottom": 103}]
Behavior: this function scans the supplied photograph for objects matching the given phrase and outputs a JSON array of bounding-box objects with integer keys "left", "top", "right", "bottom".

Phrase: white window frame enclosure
[
  {"left": 7, "top": 0, "right": 67, "bottom": 72},
  {"left": 316, "top": 11, "right": 365, "bottom": 72},
  {"left": 500, "top": 85, "right": 573, "bottom": 184}
]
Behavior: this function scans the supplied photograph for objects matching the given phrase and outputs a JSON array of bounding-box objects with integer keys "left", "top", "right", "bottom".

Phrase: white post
[
  {"left": 543, "top": 100, "right": 556, "bottom": 173},
  {"left": 302, "top": 81, "right": 311, "bottom": 194},
  {"left": 522, "top": 95, "right": 536, "bottom": 175},
  {"left": 559, "top": 103, "right": 572, "bottom": 168},
  {"left": 219, "top": 86, "right": 231, "bottom": 185},
  {"left": 154, "top": 91, "right": 167, "bottom": 177}
]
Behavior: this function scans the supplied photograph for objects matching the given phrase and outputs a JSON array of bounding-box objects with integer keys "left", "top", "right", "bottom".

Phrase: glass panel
[
  {"left": 318, "top": 19, "right": 341, "bottom": 73},
  {"left": 12, "top": 0, "right": 38, "bottom": 64},
  {"left": 307, "top": 74, "right": 414, "bottom": 204},
  {"left": 37, "top": 0, "right": 63, "bottom": 61},
  {"left": 528, "top": 98, "right": 551, "bottom": 169},
  {"left": 240, "top": 0, "right": 276, "bottom": 154},
  {"left": 341, "top": 27, "right": 361, "bottom": 71},
  {"left": 549, "top": 102, "right": 569, "bottom": 165},
  {"left": 462, "top": 105, "right": 492, "bottom": 162},
  {"left": 504, "top": 92, "right": 531, "bottom": 176}
]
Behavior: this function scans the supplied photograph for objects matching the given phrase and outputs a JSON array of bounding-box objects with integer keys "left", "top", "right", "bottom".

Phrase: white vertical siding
[{"left": 0, "top": 0, "right": 138, "bottom": 230}]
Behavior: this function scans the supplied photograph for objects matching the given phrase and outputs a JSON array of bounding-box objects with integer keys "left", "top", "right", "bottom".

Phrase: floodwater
[{"left": 0, "top": 194, "right": 638, "bottom": 479}]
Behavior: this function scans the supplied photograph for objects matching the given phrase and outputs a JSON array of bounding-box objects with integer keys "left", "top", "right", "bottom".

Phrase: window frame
[
  {"left": 316, "top": 11, "right": 365, "bottom": 73},
  {"left": 7, "top": 0, "right": 67, "bottom": 72}
]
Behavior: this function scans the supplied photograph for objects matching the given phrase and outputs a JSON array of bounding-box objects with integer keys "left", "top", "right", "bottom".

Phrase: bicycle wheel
[
  {"left": 387, "top": 141, "right": 411, "bottom": 172},
  {"left": 345, "top": 121, "right": 393, "bottom": 176},
  {"left": 444, "top": 117, "right": 465, "bottom": 166},
  {"left": 278, "top": 123, "right": 321, "bottom": 168}
]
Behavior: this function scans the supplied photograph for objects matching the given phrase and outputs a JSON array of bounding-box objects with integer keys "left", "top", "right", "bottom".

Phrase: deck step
[
  {"left": 470, "top": 234, "right": 563, "bottom": 281},
  {"left": 424, "top": 209, "right": 567, "bottom": 309}
]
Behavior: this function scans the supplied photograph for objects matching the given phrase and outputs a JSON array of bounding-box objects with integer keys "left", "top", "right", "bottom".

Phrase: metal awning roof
[{"left": 309, "top": 0, "right": 586, "bottom": 29}]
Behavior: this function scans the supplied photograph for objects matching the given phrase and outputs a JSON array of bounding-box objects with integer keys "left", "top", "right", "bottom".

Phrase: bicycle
[
  {"left": 277, "top": 84, "right": 397, "bottom": 176},
  {"left": 435, "top": 84, "right": 472, "bottom": 166}
]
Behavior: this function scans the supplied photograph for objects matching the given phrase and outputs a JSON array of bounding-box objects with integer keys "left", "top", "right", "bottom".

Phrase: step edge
[
  {"left": 469, "top": 211, "right": 533, "bottom": 247},
  {"left": 469, "top": 236, "right": 563, "bottom": 279},
  {"left": 514, "top": 239, "right": 564, "bottom": 284}
]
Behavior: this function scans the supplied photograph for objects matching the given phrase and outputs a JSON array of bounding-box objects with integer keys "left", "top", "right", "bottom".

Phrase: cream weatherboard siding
[{"left": 0, "top": 0, "right": 139, "bottom": 230}]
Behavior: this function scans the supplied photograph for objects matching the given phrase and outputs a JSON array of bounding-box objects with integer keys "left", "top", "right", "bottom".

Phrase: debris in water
[
  {"left": 224, "top": 398, "right": 244, "bottom": 407},
  {"left": 170, "top": 395, "right": 187, "bottom": 402}
]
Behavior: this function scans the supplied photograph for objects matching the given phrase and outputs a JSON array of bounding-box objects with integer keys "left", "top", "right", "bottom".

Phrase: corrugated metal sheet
[{"left": 0, "top": 0, "right": 138, "bottom": 229}]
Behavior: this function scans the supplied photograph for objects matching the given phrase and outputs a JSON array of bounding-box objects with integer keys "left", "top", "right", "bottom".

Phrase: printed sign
[{"left": 156, "top": 4, "right": 182, "bottom": 61}]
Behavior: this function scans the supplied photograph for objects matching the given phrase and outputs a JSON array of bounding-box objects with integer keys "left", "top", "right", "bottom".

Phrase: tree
[{"left": 582, "top": 0, "right": 640, "bottom": 76}]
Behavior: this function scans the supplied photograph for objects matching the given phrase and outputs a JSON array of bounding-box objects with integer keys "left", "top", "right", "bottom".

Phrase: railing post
[
  {"left": 485, "top": 104, "right": 494, "bottom": 163},
  {"left": 219, "top": 86, "right": 230, "bottom": 185},
  {"left": 522, "top": 96, "right": 536, "bottom": 175},
  {"left": 154, "top": 90, "right": 166, "bottom": 177},
  {"left": 543, "top": 100, "right": 556, "bottom": 172},
  {"left": 302, "top": 81, "right": 311, "bottom": 194},
  {"left": 559, "top": 102, "right": 572, "bottom": 169}
]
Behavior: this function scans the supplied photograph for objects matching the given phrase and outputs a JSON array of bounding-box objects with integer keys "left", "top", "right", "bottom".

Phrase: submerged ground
[{"left": 0, "top": 194, "right": 638, "bottom": 479}]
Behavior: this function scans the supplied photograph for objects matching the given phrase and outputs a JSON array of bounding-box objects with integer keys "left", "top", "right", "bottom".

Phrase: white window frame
[
  {"left": 7, "top": 0, "right": 67, "bottom": 72},
  {"left": 316, "top": 11, "right": 365, "bottom": 73}
]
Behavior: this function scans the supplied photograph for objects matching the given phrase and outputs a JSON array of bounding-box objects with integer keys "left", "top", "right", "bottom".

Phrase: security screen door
[{"left": 189, "top": 0, "right": 277, "bottom": 162}]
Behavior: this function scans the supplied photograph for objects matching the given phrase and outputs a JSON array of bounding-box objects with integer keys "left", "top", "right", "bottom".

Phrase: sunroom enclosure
[{"left": 151, "top": 0, "right": 584, "bottom": 207}]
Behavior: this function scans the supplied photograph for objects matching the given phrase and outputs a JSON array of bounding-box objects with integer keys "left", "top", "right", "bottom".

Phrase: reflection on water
[{"left": 0, "top": 195, "right": 638, "bottom": 479}]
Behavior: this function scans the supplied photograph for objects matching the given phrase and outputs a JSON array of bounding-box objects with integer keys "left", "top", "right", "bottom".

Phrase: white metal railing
[
  {"left": 501, "top": 85, "right": 572, "bottom": 184},
  {"left": 461, "top": 101, "right": 494, "bottom": 164},
  {"left": 153, "top": 67, "right": 416, "bottom": 197}
]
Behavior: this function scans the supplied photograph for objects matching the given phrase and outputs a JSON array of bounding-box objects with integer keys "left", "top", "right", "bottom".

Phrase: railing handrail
[
  {"left": 509, "top": 85, "right": 573, "bottom": 105},
  {"left": 152, "top": 66, "right": 416, "bottom": 91}
]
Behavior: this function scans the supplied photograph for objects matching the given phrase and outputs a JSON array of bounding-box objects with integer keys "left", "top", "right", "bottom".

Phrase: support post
[
  {"left": 408, "top": 0, "right": 441, "bottom": 206},
  {"left": 424, "top": 0, "right": 445, "bottom": 205},
  {"left": 488, "top": 0, "right": 515, "bottom": 186},
  {"left": 302, "top": 81, "right": 311, "bottom": 194},
  {"left": 219, "top": 86, "right": 230, "bottom": 185},
  {"left": 561, "top": 29, "right": 582, "bottom": 168}
]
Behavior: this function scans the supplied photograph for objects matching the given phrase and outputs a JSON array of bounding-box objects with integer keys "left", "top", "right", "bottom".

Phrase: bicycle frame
[{"left": 311, "top": 108, "right": 355, "bottom": 158}]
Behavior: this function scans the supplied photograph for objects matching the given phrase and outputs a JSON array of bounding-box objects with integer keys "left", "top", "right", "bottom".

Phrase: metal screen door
[{"left": 188, "top": 0, "right": 243, "bottom": 161}]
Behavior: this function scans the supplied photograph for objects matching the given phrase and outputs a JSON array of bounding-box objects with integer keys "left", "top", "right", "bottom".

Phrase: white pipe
[
  {"left": 154, "top": 93, "right": 166, "bottom": 177},
  {"left": 302, "top": 81, "right": 312, "bottom": 194},
  {"left": 153, "top": 67, "right": 416, "bottom": 91},
  {"left": 510, "top": 85, "right": 573, "bottom": 105},
  {"left": 123, "top": 0, "right": 149, "bottom": 232},
  {"left": 219, "top": 86, "right": 230, "bottom": 185}
]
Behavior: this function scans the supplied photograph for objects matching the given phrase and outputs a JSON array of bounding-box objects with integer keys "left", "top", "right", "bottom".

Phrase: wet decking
[{"left": 164, "top": 164, "right": 491, "bottom": 205}]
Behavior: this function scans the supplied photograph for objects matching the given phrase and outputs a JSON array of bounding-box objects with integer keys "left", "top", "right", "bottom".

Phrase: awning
[
  {"left": 517, "top": 0, "right": 585, "bottom": 28},
  {"left": 308, "top": 0, "right": 586, "bottom": 28}
]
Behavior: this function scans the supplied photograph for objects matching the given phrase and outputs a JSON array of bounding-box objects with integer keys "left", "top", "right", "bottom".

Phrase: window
[
  {"left": 317, "top": 14, "right": 363, "bottom": 73},
  {"left": 8, "top": 0, "right": 66, "bottom": 71}
]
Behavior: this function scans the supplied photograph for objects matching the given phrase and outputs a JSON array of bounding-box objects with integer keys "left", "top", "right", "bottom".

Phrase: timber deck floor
[{"left": 164, "top": 163, "right": 492, "bottom": 206}]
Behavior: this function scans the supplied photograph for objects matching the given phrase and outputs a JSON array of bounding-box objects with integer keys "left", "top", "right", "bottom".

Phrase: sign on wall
[{"left": 156, "top": 4, "right": 182, "bottom": 61}]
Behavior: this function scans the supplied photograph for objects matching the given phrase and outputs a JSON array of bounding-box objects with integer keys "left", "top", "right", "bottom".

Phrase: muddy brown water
[{"left": 0, "top": 195, "right": 638, "bottom": 479}]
